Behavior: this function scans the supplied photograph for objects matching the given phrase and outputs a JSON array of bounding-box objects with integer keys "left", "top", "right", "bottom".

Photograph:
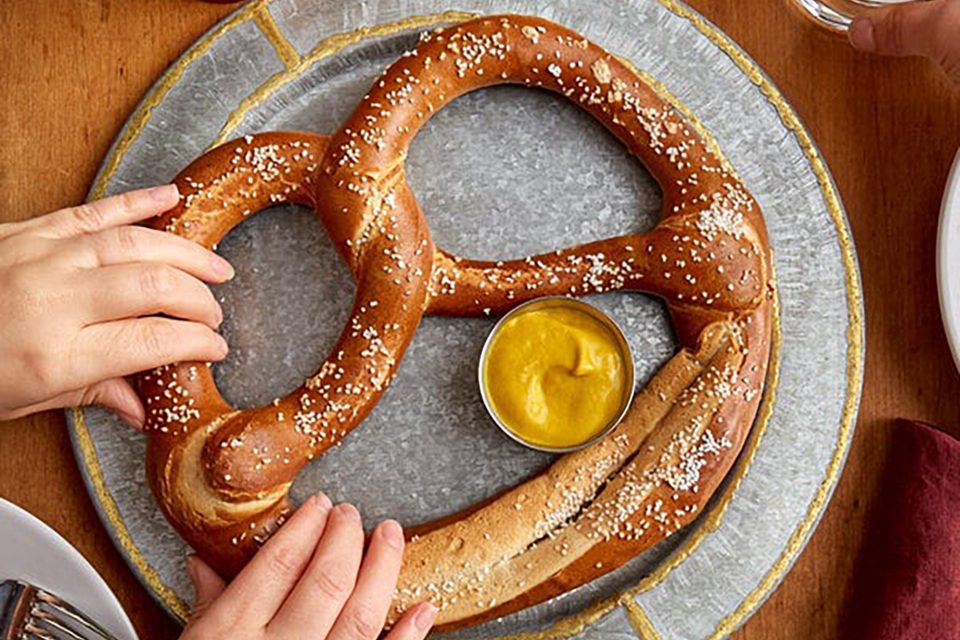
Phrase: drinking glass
[{"left": 790, "top": 0, "right": 930, "bottom": 31}]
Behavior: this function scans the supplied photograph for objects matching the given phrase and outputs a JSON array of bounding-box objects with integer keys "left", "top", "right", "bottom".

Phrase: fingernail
[
  {"left": 313, "top": 493, "right": 332, "bottom": 512},
  {"left": 211, "top": 255, "right": 235, "bottom": 281},
  {"left": 148, "top": 184, "right": 179, "bottom": 203},
  {"left": 380, "top": 520, "right": 404, "bottom": 549},
  {"left": 414, "top": 603, "right": 438, "bottom": 631},
  {"left": 337, "top": 503, "right": 362, "bottom": 522},
  {"left": 214, "top": 334, "right": 229, "bottom": 357},
  {"left": 117, "top": 410, "right": 144, "bottom": 430},
  {"left": 849, "top": 17, "right": 875, "bottom": 52}
]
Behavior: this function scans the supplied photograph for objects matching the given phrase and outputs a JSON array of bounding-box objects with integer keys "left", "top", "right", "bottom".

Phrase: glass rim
[{"left": 789, "top": 0, "right": 931, "bottom": 32}]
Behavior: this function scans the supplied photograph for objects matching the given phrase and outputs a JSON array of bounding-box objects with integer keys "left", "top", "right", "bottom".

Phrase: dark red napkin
[{"left": 843, "top": 419, "right": 960, "bottom": 639}]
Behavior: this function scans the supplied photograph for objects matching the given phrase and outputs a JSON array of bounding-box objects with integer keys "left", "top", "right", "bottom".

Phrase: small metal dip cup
[{"left": 478, "top": 297, "right": 636, "bottom": 454}]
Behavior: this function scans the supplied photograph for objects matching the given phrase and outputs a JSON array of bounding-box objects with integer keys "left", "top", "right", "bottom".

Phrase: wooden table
[{"left": 1, "top": 1, "right": 958, "bottom": 638}]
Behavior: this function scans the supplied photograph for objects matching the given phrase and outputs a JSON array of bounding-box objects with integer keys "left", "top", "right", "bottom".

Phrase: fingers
[
  {"left": 268, "top": 503, "right": 365, "bottom": 637},
  {"left": 77, "top": 263, "right": 223, "bottom": 328},
  {"left": 82, "top": 225, "right": 234, "bottom": 283},
  {"left": 75, "top": 317, "right": 228, "bottom": 383},
  {"left": 384, "top": 603, "right": 438, "bottom": 640},
  {"left": 186, "top": 555, "right": 227, "bottom": 620},
  {"left": 849, "top": 0, "right": 960, "bottom": 81},
  {"left": 38, "top": 184, "right": 181, "bottom": 239},
  {"left": 326, "top": 520, "right": 406, "bottom": 640},
  {"left": 178, "top": 504, "right": 415, "bottom": 640},
  {"left": 208, "top": 495, "right": 333, "bottom": 627}
]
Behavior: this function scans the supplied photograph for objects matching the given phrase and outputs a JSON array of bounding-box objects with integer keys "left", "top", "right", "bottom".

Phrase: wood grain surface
[{"left": 1, "top": 1, "right": 959, "bottom": 638}]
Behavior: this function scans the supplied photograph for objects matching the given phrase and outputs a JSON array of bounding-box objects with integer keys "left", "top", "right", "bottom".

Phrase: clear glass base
[{"left": 790, "top": 0, "right": 925, "bottom": 32}]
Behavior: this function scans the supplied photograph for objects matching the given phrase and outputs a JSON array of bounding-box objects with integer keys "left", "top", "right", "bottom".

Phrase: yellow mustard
[{"left": 482, "top": 305, "right": 629, "bottom": 449}]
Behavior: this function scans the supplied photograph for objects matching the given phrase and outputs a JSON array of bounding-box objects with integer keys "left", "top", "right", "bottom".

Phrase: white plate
[
  {"left": 938, "top": 147, "right": 960, "bottom": 373},
  {"left": 0, "top": 498, "right": 138, "bottom": 639}
]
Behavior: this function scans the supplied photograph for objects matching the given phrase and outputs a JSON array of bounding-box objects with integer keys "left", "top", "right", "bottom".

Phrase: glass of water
[{"left": 790, "top": 0, "right": 929, "bottom": 31}]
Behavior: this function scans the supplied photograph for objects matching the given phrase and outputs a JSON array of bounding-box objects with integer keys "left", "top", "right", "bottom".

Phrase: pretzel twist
[{"left": 140, "top": 14, "right": 773, "bottom": 630}]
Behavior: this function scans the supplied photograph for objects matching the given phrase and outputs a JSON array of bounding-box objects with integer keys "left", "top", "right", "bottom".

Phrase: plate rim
[
  {"left": 937, "top": 147, "right": 960, "bottom": 374},
  {"left": 660, "top": 3, "right": 864, "bottom": 636},
  {"left": 0, "top": 498, "right": 139, "bottom": 640},
  {"left": 66, "top": 0, "right": 866, "bottom": 637}
]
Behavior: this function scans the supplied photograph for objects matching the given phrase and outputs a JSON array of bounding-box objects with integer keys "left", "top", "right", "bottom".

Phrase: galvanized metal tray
[{"left": 67, "top": 1, "right": 864, "bottom": 638}]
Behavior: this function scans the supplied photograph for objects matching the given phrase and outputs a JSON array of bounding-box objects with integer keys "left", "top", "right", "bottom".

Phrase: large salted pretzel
[{"left": 140, "top": 14, "right": 773, "bottom": 630}]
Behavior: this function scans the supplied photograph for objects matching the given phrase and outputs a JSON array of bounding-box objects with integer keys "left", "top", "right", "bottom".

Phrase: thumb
[
  {"left": 186, "top": 555, "right": 227, "bottom": 619},
  {"left": 849, "top": 0, "right": 960, "bottom": 81},
  {"left": 4, "top": 377, "right": 145, "bottom": 428},
  {"left": 80, "top": 377, "right": 145, "bottom": 430}
]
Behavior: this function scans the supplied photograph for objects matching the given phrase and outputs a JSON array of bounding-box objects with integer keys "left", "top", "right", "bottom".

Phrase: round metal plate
[{"left": 67, "top": 1, "right": 864, "bottom": 638}]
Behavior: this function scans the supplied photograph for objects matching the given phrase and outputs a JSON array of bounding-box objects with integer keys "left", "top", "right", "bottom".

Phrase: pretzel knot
[{"left": 141, "top": 14, "right": 774, "bottom": 630}]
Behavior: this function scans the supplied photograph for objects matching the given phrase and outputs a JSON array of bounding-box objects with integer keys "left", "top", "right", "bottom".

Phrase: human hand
[
  {"left": 182, "top": 496, "right": 436, "bottom": 640},
  {"left": 0, "top": 185, "right": 233, "bottom": 427},
  {"left": 848, "top": 0, "right": 960, "bottom": 84}
]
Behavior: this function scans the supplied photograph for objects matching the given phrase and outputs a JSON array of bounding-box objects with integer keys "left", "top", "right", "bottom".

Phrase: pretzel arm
[
  {"left": 427, "top": 208, "right": 767, "bottom": 318},
  {"left": 388, "top": 317, "right": 769, "bottom": 627},
  {"left": 151, "top": 131, "right": 325, "bottom": 246}
]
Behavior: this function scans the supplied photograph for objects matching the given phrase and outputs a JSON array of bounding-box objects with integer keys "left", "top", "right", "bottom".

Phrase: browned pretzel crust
[{"left": 139, "top": 14, "right": 773, "bottom": 630}]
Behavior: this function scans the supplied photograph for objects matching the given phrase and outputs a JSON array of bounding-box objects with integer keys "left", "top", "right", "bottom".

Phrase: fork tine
[
  {"left": 21, "top": 625, "right": 56, "bottom": 640},
  {"left": 17, "top": 620, "right": 58, "bottom": 640},
  {"left": 2, "top": 580, "right": 119, "bottom": 640},
  {"left": 27, "top": 614, "right": 88, "bottom": 640},
  {"left": 33, "top": 591, "right": 117, "bottom": 640}
]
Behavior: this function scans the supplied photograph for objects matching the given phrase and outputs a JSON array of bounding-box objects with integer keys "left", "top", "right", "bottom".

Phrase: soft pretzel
[{"left": 140, "top": 14, "right": 773, "bottom": 631}]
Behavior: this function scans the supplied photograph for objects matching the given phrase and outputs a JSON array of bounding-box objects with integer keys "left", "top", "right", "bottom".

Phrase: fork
[{"left": 0, "top": 580, "right": 120, "bottom": 640}]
